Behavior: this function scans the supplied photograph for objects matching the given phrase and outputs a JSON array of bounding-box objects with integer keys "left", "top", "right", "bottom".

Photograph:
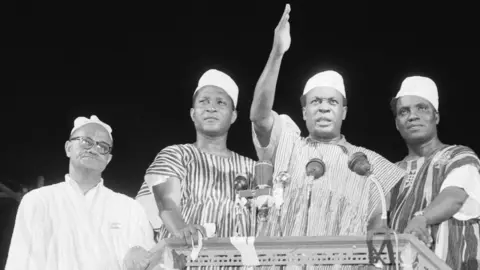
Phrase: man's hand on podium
[
  {"left": 404, "top": 216, "right": 433, "bottom": 247},
  {"left": 175, "top": 224, "right": 207, "bottom": 247}
]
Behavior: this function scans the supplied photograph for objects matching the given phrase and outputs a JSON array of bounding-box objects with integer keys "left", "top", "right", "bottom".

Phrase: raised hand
[{"left": 272, "top": 4, "right": 291, "bottom": 56}]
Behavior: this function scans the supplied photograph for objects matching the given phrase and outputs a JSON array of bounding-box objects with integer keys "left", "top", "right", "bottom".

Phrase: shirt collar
[
  {"left": 65, "top": 174, "right": 104, "bottom": 196},
  {"left": 306, "top": 134, "right": 348, "bottom": 146},
  {"left": 305, "top": 135, "right": 350, "bottom": 154}
]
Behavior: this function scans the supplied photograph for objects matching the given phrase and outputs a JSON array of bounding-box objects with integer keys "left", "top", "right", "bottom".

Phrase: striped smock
[
  {"left": 252, "top": 111, "right": 405, "bottom": 270},
  {"left": 389, "top": 145, "right": 480, "bottom": 270},
  {"left": 137, "top": 144, "right": 256, "bottom": 241}
]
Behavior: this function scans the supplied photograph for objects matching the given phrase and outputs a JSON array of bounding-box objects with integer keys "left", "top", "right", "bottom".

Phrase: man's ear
[
  {"left": 65, "top": 141, "right": 72, "bottom": 158},
  {"left": 106, "top": 154, "right": 112, "bottom": 164},
  {"left": 190, "top": 108, "right": 195, "bottom": 123},
  {"left": 230, "top": 110, "right": 237, "bottom": 124}
]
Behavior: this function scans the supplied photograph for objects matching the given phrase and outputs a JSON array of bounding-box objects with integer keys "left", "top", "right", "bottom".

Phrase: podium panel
[{"left": 164, "top": 235, "right": 451, "bottom": 269}]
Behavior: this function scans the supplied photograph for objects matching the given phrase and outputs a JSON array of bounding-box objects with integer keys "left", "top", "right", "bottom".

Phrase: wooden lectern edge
[
  {"left": 157, "top": 235, "right": 451, "bottom": 269},
  {"left": 163, "top": 235, "right": 409, "bottom": 249},
  {"left": 400, "top": 234, "right": 451, "bottom": 269}
]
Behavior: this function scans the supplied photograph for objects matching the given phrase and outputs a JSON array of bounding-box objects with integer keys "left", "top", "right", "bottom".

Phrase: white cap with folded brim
[
  {"left": 70, "top": 115, "right": 112, "bottom": 140},
  {"left": 303, "top": 70, "right": 346, "bottom": 98},
  {"left": 396, "top": 76, "right": 439, "bottom": 111},
  {"left": 194, "top": 69, "right": 239, "bottom": 108}
]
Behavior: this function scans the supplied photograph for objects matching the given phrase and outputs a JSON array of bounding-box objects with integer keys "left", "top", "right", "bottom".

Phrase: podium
[{"left": 164, "top": 235, "right": 451, "bottom": 269}]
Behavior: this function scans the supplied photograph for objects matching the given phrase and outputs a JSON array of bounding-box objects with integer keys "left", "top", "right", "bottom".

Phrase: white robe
[{"left": 5, "top": 175, "right": 155, "bottom": 270}]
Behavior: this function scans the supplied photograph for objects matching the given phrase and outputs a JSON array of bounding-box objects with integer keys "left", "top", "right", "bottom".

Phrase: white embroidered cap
[
  {"left": 71, "top": 115, "right": 112, "bottom": 140},
  {"left": 303, "top": 70, "right": 346, "bottom": 98},
  {"left": 396, "top": 76, "right": 439, "bottom": 111},
  {"left": 194, "top": 69, "right": 239, "bottom": 107}
]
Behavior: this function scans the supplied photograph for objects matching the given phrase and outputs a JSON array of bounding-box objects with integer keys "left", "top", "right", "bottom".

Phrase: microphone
[
  {"left": 234, "top": 174, "right": 249, "bottom": 191},
  {"left": 234, "top": 162, "right": 274, "bottom": 236},
  {"left": 348, "top": 152, "right": 388, "bottom": 224},
  {"left": 253, "top": 161, "right": 274, "bottom": 223},
  {"left": 348, "top": 152, "right": 372, "bottom": 176},
  {"left": 304, "top": 158, "right": 326, "bottom": 235},
  {"left": 253, "top": 161, "right": 274, "bottom": 189},
  {"left": 306, "top": 158, "right": 326, "bottom": 179}
]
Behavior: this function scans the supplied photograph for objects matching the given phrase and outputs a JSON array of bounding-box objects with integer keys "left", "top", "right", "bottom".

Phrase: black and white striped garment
[
  {"left": 136, "top": 144, "right": 256, "bottom": 243},
  {"left": 252, "top": 111, "right": 406, "bottom": 270}
]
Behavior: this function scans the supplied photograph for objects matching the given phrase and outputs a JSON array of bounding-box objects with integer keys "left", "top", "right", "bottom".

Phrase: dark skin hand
[{"left": 404, "top": 187, "right": 467, "bottom": 246}]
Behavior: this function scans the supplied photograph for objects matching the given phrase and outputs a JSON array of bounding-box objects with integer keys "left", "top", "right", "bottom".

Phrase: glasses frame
[{"left": 69, "top": 136, "right": 113, "bottom": 155}]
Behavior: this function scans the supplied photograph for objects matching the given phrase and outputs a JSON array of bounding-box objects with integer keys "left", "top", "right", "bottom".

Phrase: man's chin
[
  {"left": 198, "top": 126, "right": 227, "bottom": 136},
  {"left": 404, "top": 133, "right": 430, "bottom": 145},
  {"left": 78, "top": 160, "right": 105, "bottom": 171},
  {"left": 311, "top": 127, "right": 335, "bottom": 138}
]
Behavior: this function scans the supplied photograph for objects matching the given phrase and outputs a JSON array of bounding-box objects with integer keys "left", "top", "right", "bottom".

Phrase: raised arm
[{"left": 250, "top": 4, "right": 291, "bottom": 147}]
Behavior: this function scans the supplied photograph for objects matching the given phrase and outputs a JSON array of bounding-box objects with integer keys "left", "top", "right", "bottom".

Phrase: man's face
[
  {"left": 395, "top": 95, "right": 439, "bottom": 144},
  {"left": 65, "top": 123, "right": 113, "bottom": 172},
  {"left": 303, "top": 87, "right": 347, "bottom": 140},
  {"left": 190, "top": 86, "right": 237, "bottom": 137}
]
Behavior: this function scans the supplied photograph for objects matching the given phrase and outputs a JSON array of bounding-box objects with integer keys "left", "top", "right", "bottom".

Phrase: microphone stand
[
  {"left": 303, "top": 158, "right": 325, "bottom": 236},
  {"left": 234, "top": 174, "right": 249, "bottom": 237},
  {"left": 365, "top": 171, "right": 388, "bottom": 227},
  {"left": 237, "top": 162, "right": 274, "bottom": 237},
  {"left": 365, "top": 170, "right": 399, "bottom": 269},
  {"left": 348, "top": 152, "right": 399, "bottom": 268},
  {"left": 272, "top": 172, "right": 290, "bottom": 237},
  {"left": 304, "top": 175, "right": 315, "bottom": 236}
]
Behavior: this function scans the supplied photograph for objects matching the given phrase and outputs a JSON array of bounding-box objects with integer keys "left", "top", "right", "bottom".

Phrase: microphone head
[
  {"left": 306, "top": 158, "right": 326, "bottom": 179},
  {"left": 254, "top": 161, "right": 274, "bottom": 187},
  {"left": 348, "top": 152, "right": 371, "bottom": 176},
  {"left": 234, "top": 174, "right": 249, "bottom": 191}
]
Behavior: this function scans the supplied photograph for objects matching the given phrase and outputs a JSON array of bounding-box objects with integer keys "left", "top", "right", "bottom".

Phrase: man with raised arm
[{"left": 249, "top": 5, "right": 405, "bottom": 269}]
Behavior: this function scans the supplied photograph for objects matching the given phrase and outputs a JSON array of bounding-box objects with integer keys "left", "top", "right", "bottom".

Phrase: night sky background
[{"left": 2, "top": 0, "right": 479, "bottom": 267}]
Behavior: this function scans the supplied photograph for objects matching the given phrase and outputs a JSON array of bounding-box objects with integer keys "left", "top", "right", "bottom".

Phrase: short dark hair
[
  {"left": 192, "top": 88, "right": 236, "bottom": 111},
  {"left": 300, "top": 94, "right": 348, "bottom": 107}
]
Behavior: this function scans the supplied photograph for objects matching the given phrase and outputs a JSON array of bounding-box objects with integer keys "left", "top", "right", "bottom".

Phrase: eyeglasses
[{"left": 70, "top": 136, "right": 112, "bottom": 155}]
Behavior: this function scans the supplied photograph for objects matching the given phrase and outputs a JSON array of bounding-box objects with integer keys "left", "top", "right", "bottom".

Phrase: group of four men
[{"left": 6, "top": 3, "right": 480, "bottom": 270}]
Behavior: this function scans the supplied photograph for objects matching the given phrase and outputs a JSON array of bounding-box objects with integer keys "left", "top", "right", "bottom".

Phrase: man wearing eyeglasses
[{"left": 5, "top": 115, "right": 185, "bottom": 270}]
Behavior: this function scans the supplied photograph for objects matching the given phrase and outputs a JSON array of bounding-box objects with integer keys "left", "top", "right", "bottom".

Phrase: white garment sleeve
[
  {"left": 5, "top": 191, "right": 47, "bottom": 270},
  {"left": 136, "top": 192, "right": 163, "bottom": 231},
  {"left": 440, "top": 164, "right": 480, "bottom": 221},
  {"left": 131, "top": 201, "right": 156, "bottom": 250}
]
